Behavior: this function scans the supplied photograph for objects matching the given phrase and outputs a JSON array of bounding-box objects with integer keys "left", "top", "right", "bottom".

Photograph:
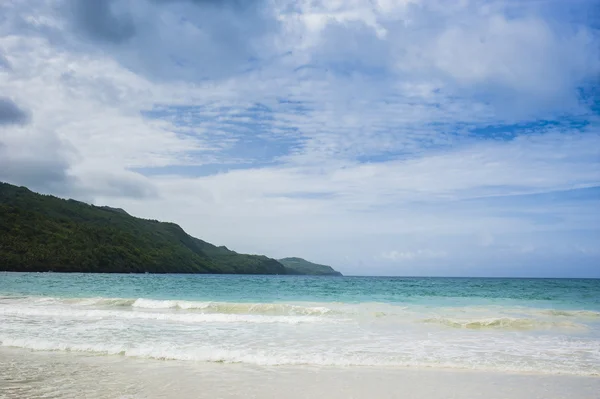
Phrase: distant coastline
[{"left": 0, "top": 182, "right": 342, "bottom": 276}]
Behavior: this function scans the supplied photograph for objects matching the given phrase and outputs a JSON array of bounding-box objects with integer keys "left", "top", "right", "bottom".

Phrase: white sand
[{"left": 1, "top": 347, "right": 598, "bottom": 399}]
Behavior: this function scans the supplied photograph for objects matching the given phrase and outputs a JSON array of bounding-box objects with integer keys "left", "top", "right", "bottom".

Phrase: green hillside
[
  {"left": 0, "top": 182, "right": 287, "bottom": 274},
  {"left": 279, "top": 257, "right": 343, "bottom": 276}
]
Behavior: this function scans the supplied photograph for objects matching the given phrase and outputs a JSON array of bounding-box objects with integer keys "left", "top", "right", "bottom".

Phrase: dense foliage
[
  {"left": 0, "top": 182, "right": 287, "bottom": 274},
  {"left": 279, "top": 257, "right": 343, "bottom": 276}
]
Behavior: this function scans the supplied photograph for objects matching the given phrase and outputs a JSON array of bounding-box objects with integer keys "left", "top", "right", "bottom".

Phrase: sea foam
[
  {"left": 0, "top": 305, "right": 325, "bottom": 324},
  {"left": 1, "top": 336, "right": 598, "bottom": 376},
  {"left": 421, "top": 317, "right": 587, "bottom": 331},
  {"left": 2, "top": 292, "right": 600, "bottom": 377}
]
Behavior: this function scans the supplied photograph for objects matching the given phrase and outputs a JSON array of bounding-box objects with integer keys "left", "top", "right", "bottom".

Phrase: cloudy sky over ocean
[{"left": 1, "top": 0, "right": 599, "bottom": 276}]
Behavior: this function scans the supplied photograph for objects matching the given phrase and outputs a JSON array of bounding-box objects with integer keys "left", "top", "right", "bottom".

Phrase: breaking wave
[
  {"left": 1, "top": 337, "right": 597, "bottom": 376},
  {"left": 131, "top": 298, "right": 335, "bottom": 316},
  {"left": 0, "top": 306, "right": 324, "bottom": 324},
  {"left": 538, "top": 309, "right": 600, "bottom": 318},
  {"left": 421, "top": 317, "right": 586, "bottom": 331},
  {"left": 2, "top": 295, "right": 599, "bottom": 324},
  {"left": 0, "top": 296, "right": 339, "bottom": 316}
]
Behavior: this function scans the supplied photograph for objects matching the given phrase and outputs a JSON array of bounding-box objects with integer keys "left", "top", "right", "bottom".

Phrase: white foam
[
  {"left": 0, "top": 305, "right": 325, "bottom": 324},
  {"left": 421, "top": 316, "right": 587, "bottom": 331},
  {"left": 132, "top": 299, "right": 185, "bottom": 309},
  {"left": 1, "top": 337, "right": 598, "bottom": 376},
  {"left": 131, "top": 298, "right": 335, "bottom": 315},
  {"left": 539, "top": 309, "right": 600, "bottom": 318},
  {"left": 2, "top": 295, "right": 600, "bottom": 377},
  {"left": 8, "top": 296, "right": 600, "bottom": 321}
]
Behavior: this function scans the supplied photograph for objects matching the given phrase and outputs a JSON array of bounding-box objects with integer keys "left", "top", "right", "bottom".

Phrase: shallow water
[
  {"left": 1, "top": 347, "right": 599, "bottom": 399},
  {"left": 1, "top": 273, "right": 599, "bottom": 375}
]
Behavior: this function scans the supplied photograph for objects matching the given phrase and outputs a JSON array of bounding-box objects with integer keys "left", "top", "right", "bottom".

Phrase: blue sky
[{"left": 0, "top": 0, "right": 599, "bottom": 276}]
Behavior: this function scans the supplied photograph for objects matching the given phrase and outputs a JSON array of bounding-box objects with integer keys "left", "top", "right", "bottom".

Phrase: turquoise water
[
  {"left": 1, "top": 273, "right": 599, "bottom": 375},
  {"left": 2, "top": 273, "right": 599, "bottom": 306}
]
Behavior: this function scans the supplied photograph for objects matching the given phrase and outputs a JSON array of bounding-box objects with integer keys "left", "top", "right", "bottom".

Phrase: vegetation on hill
[
  {"left": 279, "top": 257, "right": 343, "bottom": 276},
  {"left": 0, "top": 182, "right": 289, "bottom": 274}
]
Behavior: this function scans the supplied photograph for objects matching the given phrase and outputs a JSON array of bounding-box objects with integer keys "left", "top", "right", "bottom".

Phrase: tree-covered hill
[
  {"left": 0, "top": 182, "right": 287, "bottom": 274},
  {"left": 279, "top": 257, "right": 343, "bottom": 276}
]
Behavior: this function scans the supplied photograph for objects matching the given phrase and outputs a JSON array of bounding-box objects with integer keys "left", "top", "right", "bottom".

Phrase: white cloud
[{"left": 380, "top": 249, "right": 447, "bottom": 261}]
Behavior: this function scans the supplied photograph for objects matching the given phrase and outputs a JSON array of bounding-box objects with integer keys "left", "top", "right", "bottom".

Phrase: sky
[{"left": 0, "top": 0, "right": 599, "bottom": 277}]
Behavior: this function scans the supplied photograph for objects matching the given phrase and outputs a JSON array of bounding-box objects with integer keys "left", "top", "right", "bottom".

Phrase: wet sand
[{"left": 1, "top": 347, "right": 598, "bottom": 399}]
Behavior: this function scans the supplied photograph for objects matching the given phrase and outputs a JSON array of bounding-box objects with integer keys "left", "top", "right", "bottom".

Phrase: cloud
[
  {"left": 0, "top": 127, "right": 74, "bottom": 194},
  {"left": 310, "top": 20, "right": 392, "bottom": 75},
  {"left": 0, "top": 97, "right": 30, "bottom": 125},
  {"left": 72, "top": 168, "right": 159, "bottom": 200},
  {"left": 0, "top": 52, "right": 11, "bottom": 70},
  {"left": 62, "top": 0, "right": 281, "bottom": 81},
  {"left": 380, "top": 249, "right": 447, "bottom": 262},
  {"left": 69, "top": 0, "right": 135, "bottom": 44},
  {"left": 424, "top": 14, "right": 599, "bottom": 114},
  {"left": 294, "top": 0, "right": 600, "bottom": 118},
  {"left": 0, "top": 120, "right": 158, "bottom": 199}
]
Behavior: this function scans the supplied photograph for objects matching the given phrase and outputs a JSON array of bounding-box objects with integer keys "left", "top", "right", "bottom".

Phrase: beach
[
  {"left": 2, "top": 346, "right": 599, "bottom": 399},
  {"left": 1, "top": 273, "right": 599, "bottom": 398},
  {"left": 2, "top": 0, "right": 598, "bottom": 396}
]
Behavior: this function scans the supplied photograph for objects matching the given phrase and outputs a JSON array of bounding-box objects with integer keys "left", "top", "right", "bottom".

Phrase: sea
[{"left": 1, "top": 273, "right": 599, "bottom": 378}]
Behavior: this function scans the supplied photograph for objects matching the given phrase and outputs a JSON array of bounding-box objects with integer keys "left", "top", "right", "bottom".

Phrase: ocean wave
[
  {"left": 0, "top": 306, "right": 324, "bottom": 324},
  {"left": 4, "top": 296, "right": 340, "bottom": 316},
  {"left": 421, "top": 317, "right": 586, "bottom": 331},
  {"left": 67, "top": 297, "right": 137, "bottom": 307},
  {"left": 538, "top": 309, "right": 600, "bottom": 318},
  {"left": 1, "top": 337, "right": 597, "bottom": 376},
  {"left": 0, "top": 296, "right": 135, "bottom": 307},
  {"left": 131, "top": 298, "right": 335, "bottom": 316},
  {"left": 4, "top": 296, "right": 600, "bottom": 325}
]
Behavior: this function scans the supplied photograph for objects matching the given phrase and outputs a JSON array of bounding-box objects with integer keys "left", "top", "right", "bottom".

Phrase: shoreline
[
  {"left": 1, "top": 344, "right": 598, "bottom": 378},
  {"left": 1, "top": 347, "right": 599, "bottom": 399}
]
